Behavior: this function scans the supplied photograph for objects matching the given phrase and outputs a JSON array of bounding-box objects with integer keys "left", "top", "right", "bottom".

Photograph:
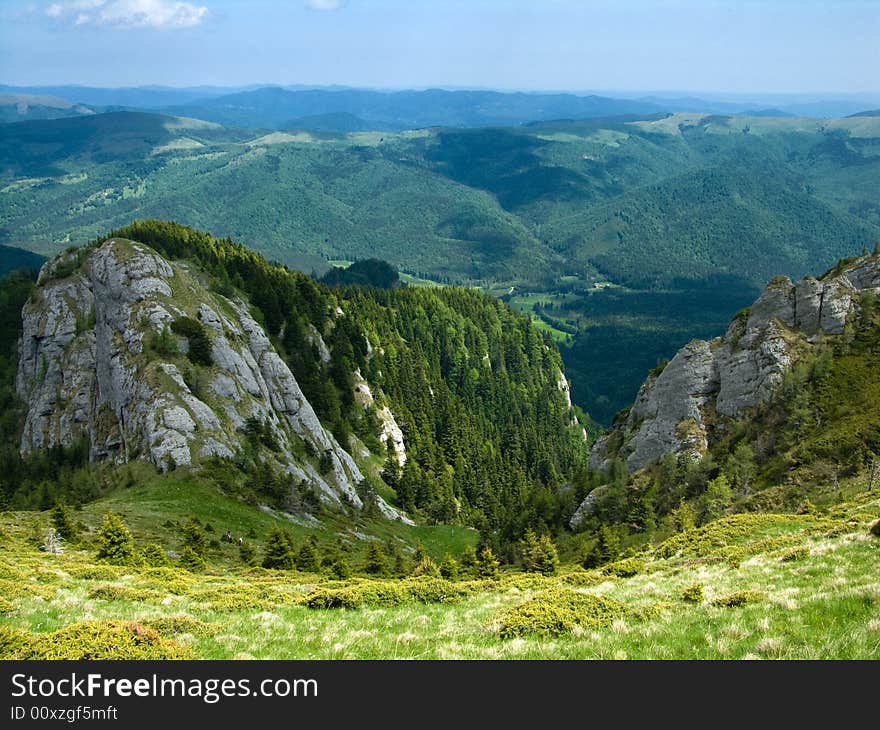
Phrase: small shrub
[
  {"left": 68, "top": 565, "right": 123, "bottom": 581},
  {"left": 412, "top": 556, "right": 441, "bottom": 578},
  {"left": 603, "top": 558, "right": 645, "bottom": 578},
  {"left": 141, "top": 615, "right": 218, "bottom": 637},
  {"left": 681, "top": 583, "right": 704, "bottom": 603},
  {"left": 780, "top": 547, "right": 810, "bottom": 562},
  {"left": 88, "top": 585, "right": 161, "bottom": 602},
  {"left": 0, "top": 625, "right": 31, "bottom": 659},
  {"left": 8, "top": 621, "right": 193, "bottom": 660},
  {"left": 0, "top": 596, "right": 15, "bottom": 614},
  {"left": 710, "top": 590, "right": 765, "bottom": 608},
  {"left": 561, "top": 570, "right": 605, "bottom": 587},
  {"left": 496, "top": 589, "right": 628, "bottom": 638}
]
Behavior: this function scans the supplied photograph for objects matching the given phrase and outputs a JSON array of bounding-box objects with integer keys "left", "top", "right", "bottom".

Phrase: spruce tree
[
  {"left": 95, "top": 512, "right": 136, "bottom": 565},
  {"left": 181, "top": 518, "right": 208, "bottom": 558},
  {"left": 439, "top": 554, "right": 460, "bottom": 580},
  {"left": 295, "top": 538, "right": 321, "bottom": 572},
  {"left": 477, "top": 546, "right": 500, "bottom": 578},
  {"left": 239, "top": 541, "right": 257, "bottom": 565},
  {"left": 51, "top": 503, "right": 77, "bottom": 542},
  {"left": 261, "top": 528, "right": 296, "bottom": 569},
  {"left": 364, "top": 542, "right": 390, "bottom": 576}
]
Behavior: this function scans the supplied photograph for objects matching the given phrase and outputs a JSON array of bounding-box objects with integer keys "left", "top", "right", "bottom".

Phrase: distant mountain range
[{"left": 3, "top": 84, "right": 880, "bottom": 130}]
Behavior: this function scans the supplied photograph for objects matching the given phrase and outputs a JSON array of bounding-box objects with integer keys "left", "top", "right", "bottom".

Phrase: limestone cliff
[
  {"left": 15, "top": 238, "right": 407, "bottom": 520},
  {"left": 590, "top": 254, "right": 880, "bottom": 473}
]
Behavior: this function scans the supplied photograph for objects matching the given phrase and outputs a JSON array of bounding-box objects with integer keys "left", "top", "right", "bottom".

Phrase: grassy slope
[{"left": 1, "top": 473, "right": 877, "bottom": 659}]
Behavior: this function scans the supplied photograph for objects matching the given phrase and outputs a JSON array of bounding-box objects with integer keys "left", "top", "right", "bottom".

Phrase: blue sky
[{"left": 0, "top": 0, "right": 877, "bottom": 93}]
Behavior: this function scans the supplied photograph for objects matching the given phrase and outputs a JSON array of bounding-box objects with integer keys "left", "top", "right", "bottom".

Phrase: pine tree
[
  {"left": 50, "top": 503, "right": 77, "bottom": 542},
  {"left": 95, "top": 512, "right": 136, "bottom": 565},
  {"left": 477, "top": 546, "right": 500, "bottom": 578},
  {"left": 533, "top": 534, "right": 560, "bottom": 576},
  {"left": 179, "top": 546, "right": 206, "bottom": 572},
  {"left": 142, "top": 543, "right": 169, "bottom": 566},
  {"left": 585, "top": 525, "right": 619, "bottom": 568},
  {"left": 261, "top": 528, "right": 296, "bottom": 569},
  {"left": 328, "top": 555, "right": 351, "bottom": 579},
  {"left": 672, "top": 499, "right": 696, "bottom": 533},
  {"left": 239, "top": 541, "right": 256, "bottom": 565},
  {"left": 181, "top": 518, "right": 208, "bottom": 558},
  {"left": 364, "top": 542, "right": 390, "bottom": 576},
  {"left": 700, "top": 474, "right": 732, "bottom": 524},
  {"left": 295, "top": 538, "right": 321, "bottom": 572},
  {"left": 460, "top": 545, "right": 478, "bottom": 576},
  {"left": 439, "top": 554, "right": 459, "bottom": 580}
]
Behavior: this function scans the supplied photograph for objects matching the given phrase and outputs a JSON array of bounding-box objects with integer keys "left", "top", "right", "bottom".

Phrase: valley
[{"left": 3, "top": 108, "right": 879, "bottom": 421}]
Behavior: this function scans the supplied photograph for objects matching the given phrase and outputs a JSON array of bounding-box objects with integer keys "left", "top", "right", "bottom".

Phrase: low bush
[
  {"left": 87, "top": 585, "right": 162, "bottom": 603},
  {"left": 655, "top": 514, "right": 825, "bottom": 560},
  {"left": 68, "top": 565, "right": 125, "bottom": 581},
  {"left": 710, "top": 590, "right": 765, "bottom": 608},
  {"left": 779, "top": 547, "right": 810, "bottom": 562},
  {"left": 300, "top": 577, "right": 480, "bottom": 610},
  {"left": 496, "top": 589, "right": 628, "bottom": 639},
  {"left": 603, "top": 558, "right": 645, "bottom": 578},
  {"left": 681, "top": 583, "right": 704, "bottom": 603},
  {"left": 0, "top": 626, "right": 31, "bottom": 659},
  {"left": 7, "top": 621, "right": 194, "bottom": 660},
  {"left": 561, "top": 570, "right": 606, "bottom": 587},
  {"left": 141, "top": 615, "right": 218, "bottom": 637}
]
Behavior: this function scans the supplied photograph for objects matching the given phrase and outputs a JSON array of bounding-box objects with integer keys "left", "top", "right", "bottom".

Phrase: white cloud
[
  {"left": 305, "top": 0, "right": 347, "bottom": 11},
  {"left": 44, "top": 0, "right": 210, "bottom": 29}
]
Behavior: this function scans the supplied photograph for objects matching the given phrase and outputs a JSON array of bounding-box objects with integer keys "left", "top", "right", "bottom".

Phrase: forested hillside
[
  {"left": 0, "top": 245, "right": 44, "bottom": 276},
  {"left": 0, "top": 221, "right": 587, "bottom": 550},
  {"left": 3, "top": 111, "right": 879, "bottom": 422}
]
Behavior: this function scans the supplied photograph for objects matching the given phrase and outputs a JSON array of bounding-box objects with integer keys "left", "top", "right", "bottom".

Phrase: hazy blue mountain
[
  {"left": 283, "top": 112, "right": 382, "bottom": 133},
  {"left": 0, "top": 84, "right": 255, "bottom": 109},
  {"left": 164, "top": 87, "right": 667, "bottom": 129},
  {"left": 0, "top": 93, "right": 96, "bottom": 123}
]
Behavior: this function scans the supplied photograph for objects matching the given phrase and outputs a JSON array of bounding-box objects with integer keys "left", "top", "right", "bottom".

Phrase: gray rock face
[
  {"left": 590, "top": 254, "right": 880, "bottom": 473},
  {"left": 16, "top": 238, "right": 404, "bottom": 519}
]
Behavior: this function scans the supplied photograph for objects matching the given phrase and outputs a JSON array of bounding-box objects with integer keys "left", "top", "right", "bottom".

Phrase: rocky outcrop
[
  {"left": 590, "top": 254, "right": 880, "bottom": 473},
  {"left": 15, "top": 238, "right": 407, "bottom": 520},
  {"left": 352, "top": 369, "right": 406, "bottom": 468}
]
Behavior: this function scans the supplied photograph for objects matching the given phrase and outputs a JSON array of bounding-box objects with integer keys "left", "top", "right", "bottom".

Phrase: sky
[{"left": 0, "top": 0, "right": 878, "bottom": 94}]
